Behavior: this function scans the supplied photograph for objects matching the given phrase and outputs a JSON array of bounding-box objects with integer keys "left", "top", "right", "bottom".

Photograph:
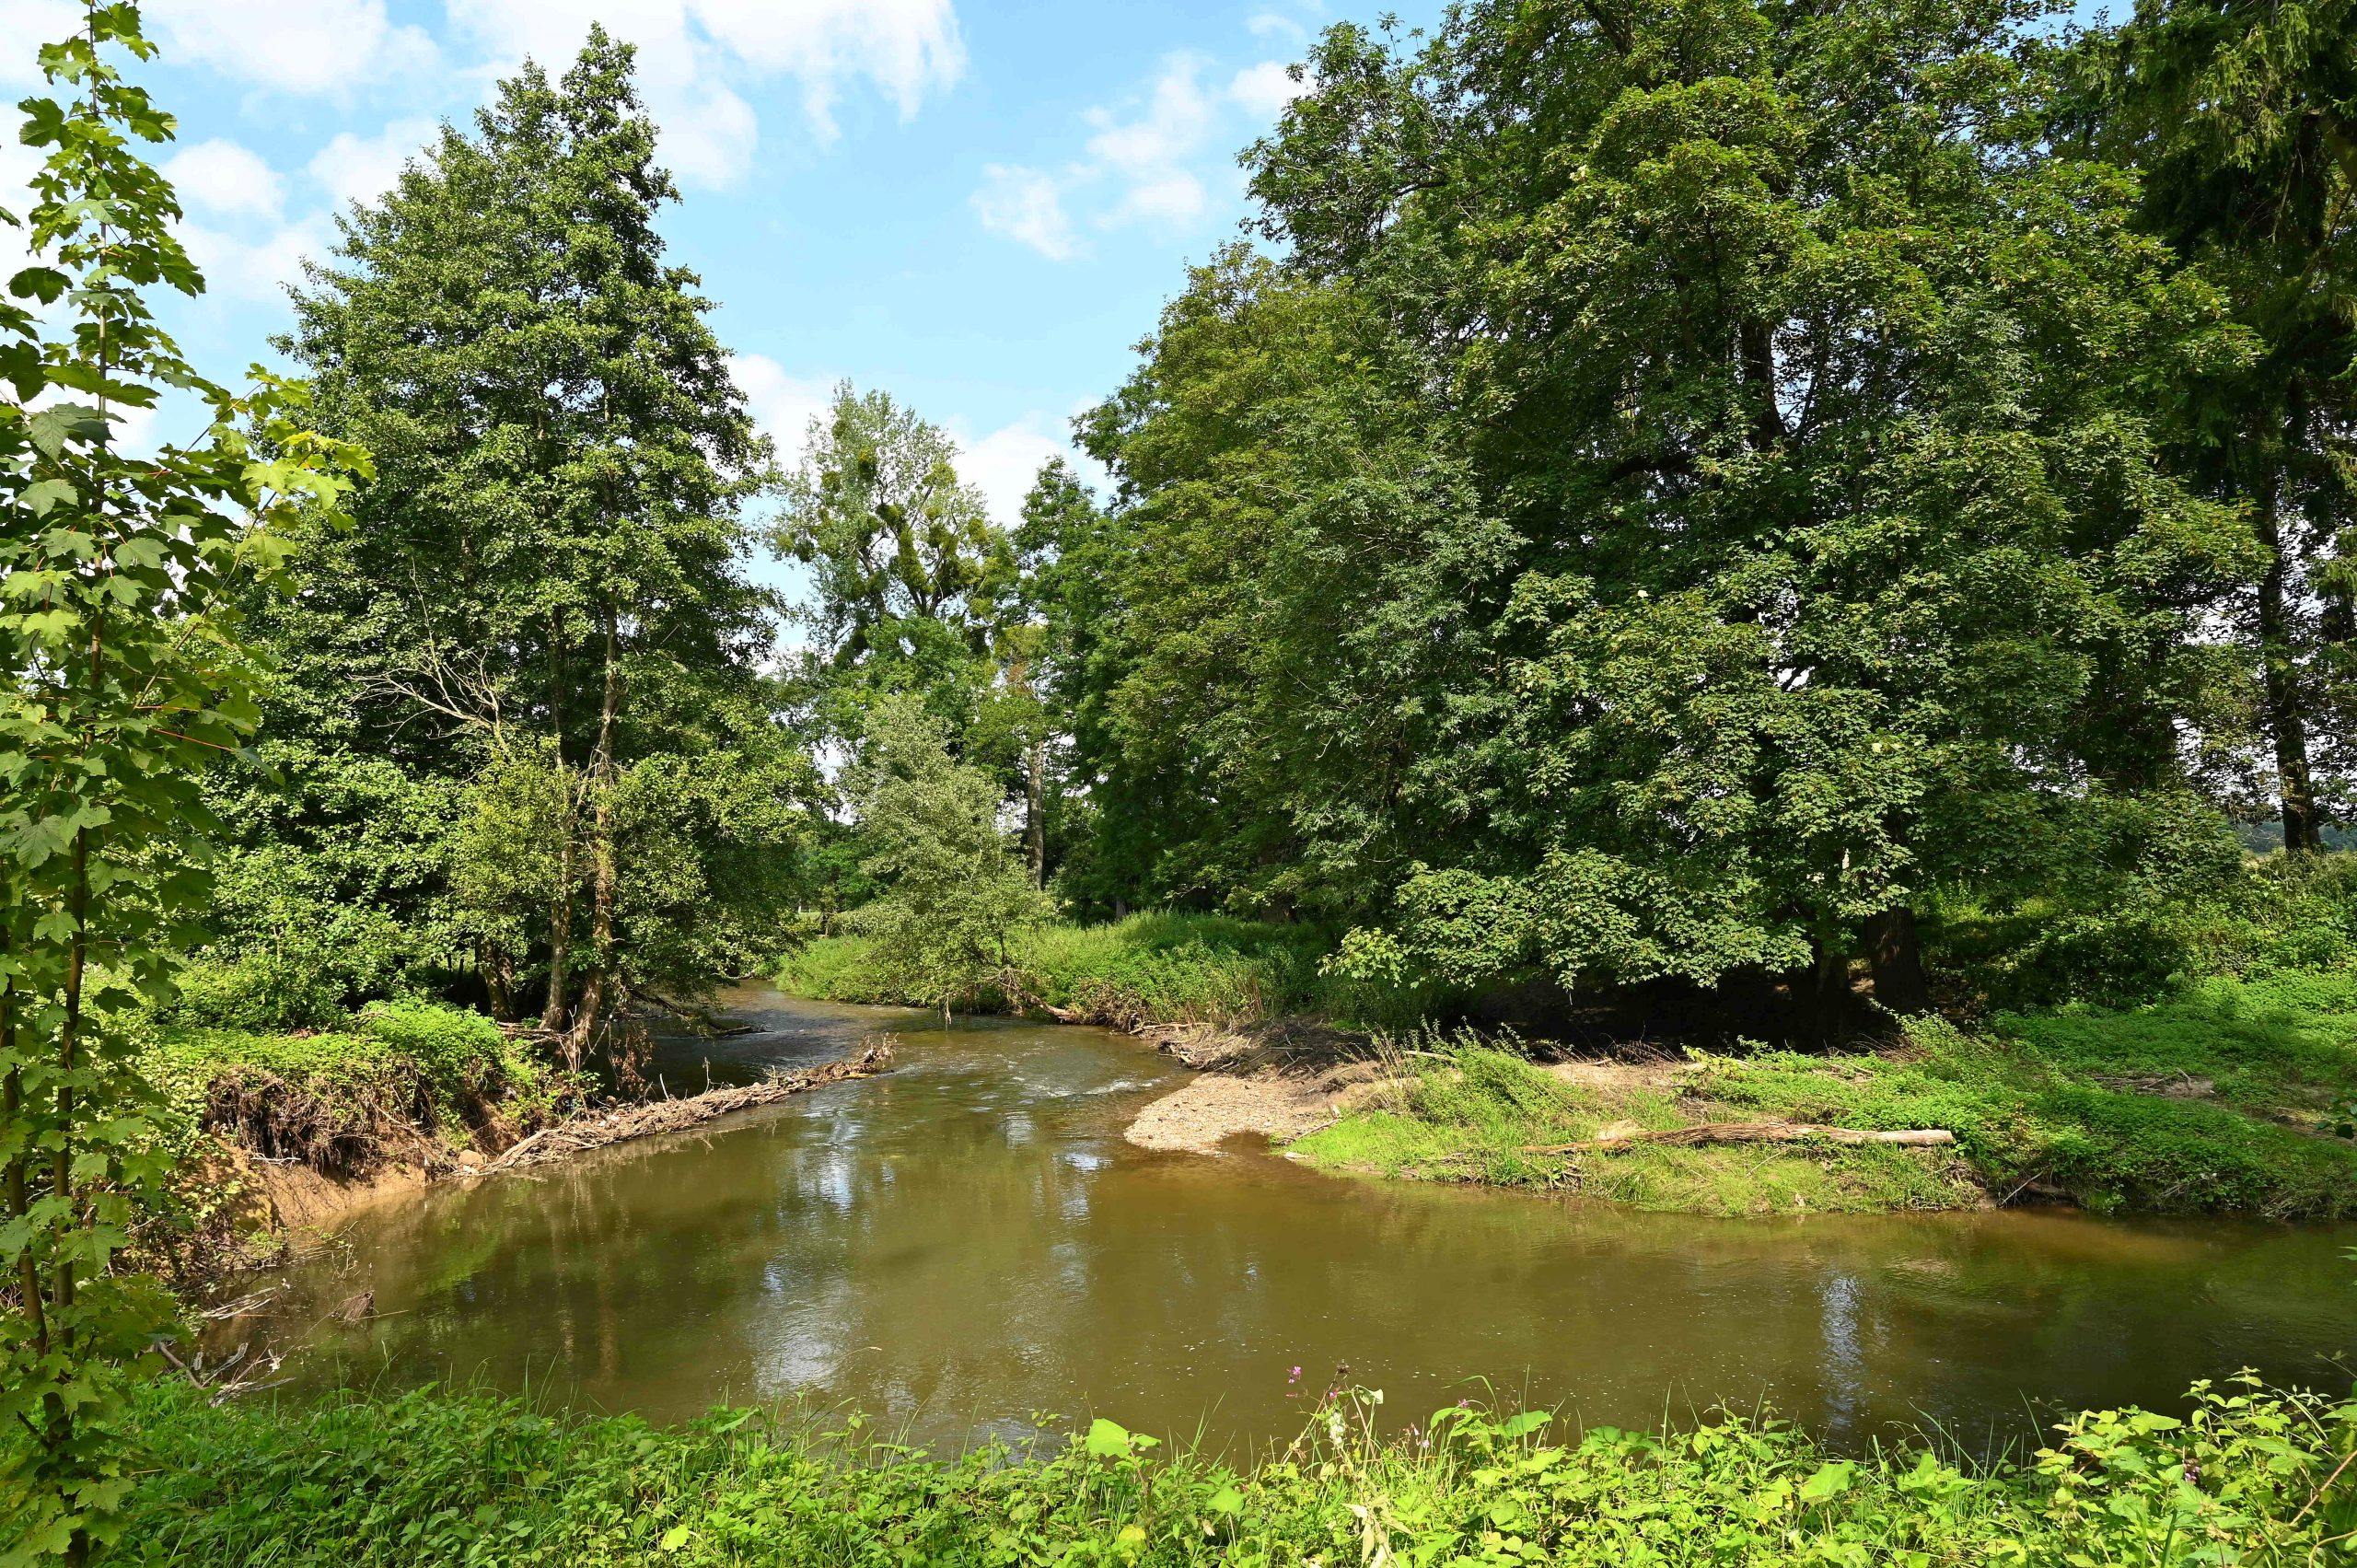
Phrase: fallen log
[
  {"left": 477, "top": 1036, "right": 896, "bottom": 1176},
  {"left": 1523, "top": 1121, "right": 1954, "bottom": 1156}
]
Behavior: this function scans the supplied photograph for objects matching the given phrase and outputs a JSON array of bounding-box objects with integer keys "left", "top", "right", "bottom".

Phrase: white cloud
[
  {"left": 952, "top": 414, "right": 1069, "bottom": 528},
  {"left": 951, "top": 406, "right": 1109, "bottom": 528},
  {"left": 308, "top": 118, "right": 445, "bottom": 210},
  {"left": 733, "top": 353, "right": 836, "bottom": 465},
  {"left": 687, "top": 0, "right": 965, "bottom": 133},
  {"left": 1246, "top": 12, "right": 1308, "bottom": 42},
  {"left": 446, "top": 0, "right": 965, "bottom": 187},
  {"left": 1084, "top": 54, "right": 1214, "bottom": 189},
  {"left": 0, "top": 1, "right": 82, "bottom": 84},
  {"left": 163, "top": 140, "right": 285, "bottom": 223},
  {"left": 972, "top": 164, "right": 1078, "bottom": 261},
  {"left": 144, "top": 0, "right": 438, "bottom": 95},
  {"left": 176, "top": 214, "right": 335, "bottom": 303},
  {"left": 1228, "top": 61, "right": 1306, "bottom": 119},
  {"left": 974, "top": 53, "right": 1255, "bottom": 259}
]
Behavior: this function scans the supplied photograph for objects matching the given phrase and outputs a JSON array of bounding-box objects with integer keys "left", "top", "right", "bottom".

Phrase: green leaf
[
  {"left": 1085, "top": 1417, "right": 1133, "bottom": 1458},
  {"left": 9, "top": 265, "right": 70, "bottom": 304},
  {"left": 1800, "top": 1461, "right": 1858, "bottom": 1502},
  {"left": 658, "top": 1523, "right": 691, "bottom": 1551},
  {"left": 20, "top": 477, "right": 76, "bottom": 517}
]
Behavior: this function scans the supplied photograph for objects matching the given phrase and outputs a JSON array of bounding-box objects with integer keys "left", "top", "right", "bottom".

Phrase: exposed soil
[
  {"left": 1125, "top": 1071, "right": 1340, "bottom": 1154},
  {"left": 1545, "top": 1057, "right": 1697, "bottom": 1097},
  {"left": 244, "top": 1154, "right": 434, "bottom": 1234}
]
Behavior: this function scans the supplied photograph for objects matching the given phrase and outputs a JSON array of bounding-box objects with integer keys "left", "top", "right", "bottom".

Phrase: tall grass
[
  {"left": 1293, "top": 990, "right": 2357, "bottom": 1218},
  {"left": 97, "top": 1373, "right": 2357, "bottom": 1565}
]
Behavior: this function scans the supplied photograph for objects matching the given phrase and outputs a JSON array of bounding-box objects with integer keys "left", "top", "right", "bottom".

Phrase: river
[{"left": 245, "top": 986, "right": 2356, "bottom": 1456}]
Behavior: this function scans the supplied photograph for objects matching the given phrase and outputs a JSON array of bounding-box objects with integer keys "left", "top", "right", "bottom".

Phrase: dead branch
[
  {"left": 153, "top": 1337, "right": 290, "bottom": 1405},
  {"left": 474, "top": 1035, "right": 896, "bottom": 1176}
]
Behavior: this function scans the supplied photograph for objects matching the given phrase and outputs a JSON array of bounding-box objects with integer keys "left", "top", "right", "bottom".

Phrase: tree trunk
[
  {"left": 54, "top": 830, "right": 85, "bottom": 1320},
  {"left": 542, "top": 617, "right": 575, "bottom": 1050},
  {"left": 1025, "top": 738, "right": 1046, "bottom": 889},
  {"left": 1808, "top": 927, "right": 1850, "bottom": 1045},
  {"left": 1, "top": 934, "right": 43, "bottom": 1362},
  {"left": 570, "top": 601, "right": 624, "bottom": 1063},
  {"left": 1864, "top": 906, "right": 1929, "bottom": 1016},
  {"left": 482, "top": 939, "right": 516, "bottom": 1023},
  {"left": 1739, "top": 318, "right": 1786, "bottom": 451},
  {"left": 542, "top": 814, "right": 575, "bottom": 1053},
  {"left": 2256, "top": 472, "right": 2321, "bottom": 853}
]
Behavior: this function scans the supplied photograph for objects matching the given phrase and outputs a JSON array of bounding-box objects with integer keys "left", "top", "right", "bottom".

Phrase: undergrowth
[
  {"left": 777, "top": 913, "right": 1440, "bottom": 1030},
  {"left": 92, "top": 1374, "right": 2357, "bottom": 1566}
]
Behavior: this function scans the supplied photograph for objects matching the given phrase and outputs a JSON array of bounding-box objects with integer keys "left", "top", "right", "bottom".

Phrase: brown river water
[{"left": 243, "top": 985, "right": 2356, "bottom": 1456}]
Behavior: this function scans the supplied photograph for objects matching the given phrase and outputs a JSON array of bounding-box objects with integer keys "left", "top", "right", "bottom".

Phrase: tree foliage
[
  {"left": 0, "top": 4, "right": 366, "bottom": 1554},
  {"left": 2063, "top": 0, "right": 2357, "bottom": 844},
  {"left": 254, "top": 28, "right": 808, "bottom": 1057},
  {"left": 846, "top": 700, "right": 1052, "bottom": 1019},
  {"left": 1063, "top": 0, "right": 2264, "bottom": 1014}
]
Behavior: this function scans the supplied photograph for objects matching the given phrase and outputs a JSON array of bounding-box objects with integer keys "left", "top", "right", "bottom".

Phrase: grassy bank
[
  {"left": 1292, "top": 969, "right": 2357, "bottom": 1218},
  {"left": 128, "top": 1001, "right": 571, "bottom": 1275},
  {"left": 91, "top": 1375, "right": 2357, "bottom": 1565},
  {"left": 146, "top": 1000, "right": 563, "bottom": 1176},
  {"left": 777, "top": 912, "right": 1413, "bottom": 1028}
]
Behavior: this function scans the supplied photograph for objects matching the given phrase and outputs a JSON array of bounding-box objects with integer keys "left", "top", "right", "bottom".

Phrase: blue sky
[{"left": 1, "top": 0, "right": 1446, "bottom": 593}]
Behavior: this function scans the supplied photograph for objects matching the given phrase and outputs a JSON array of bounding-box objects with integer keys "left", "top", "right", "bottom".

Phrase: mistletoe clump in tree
[{"left": 0, "top": 4, "right": 366, "bottom": 1558}]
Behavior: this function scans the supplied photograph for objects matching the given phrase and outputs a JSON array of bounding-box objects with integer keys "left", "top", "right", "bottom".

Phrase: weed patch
[{"left": 93, "top": 1374, "right": 2357, "bottom": 1566}]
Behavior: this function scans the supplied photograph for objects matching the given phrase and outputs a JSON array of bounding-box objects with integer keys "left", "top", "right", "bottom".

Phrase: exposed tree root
[
  {"left": 475, "top": 1036, "right": 897, "bottom": 1175},
  {"left": 1523, "top": 1121, "right": 1955, "bottom": 1156}
]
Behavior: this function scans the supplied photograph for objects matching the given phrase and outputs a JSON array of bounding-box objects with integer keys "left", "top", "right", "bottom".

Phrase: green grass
[
  {"left": 87, "top": 1374, "right": 2357, "bottom": 1566},
  {"left": 1292, "top": 969, "right": 2357, "bottom": 1219},
  {"left": 776, "top": 912, "right": 1434, "bottom": 1029},
  {"left": 1292, "top": 1043, "right": 1984, "bottom": 1215}
]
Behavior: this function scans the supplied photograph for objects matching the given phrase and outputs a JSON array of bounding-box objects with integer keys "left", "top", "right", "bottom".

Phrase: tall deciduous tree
[
  {"left": 1079, "top": 0, "right": 2255, "bottom": 1023},
  {"left": 847, "top": 700, "right": 1053, "bottom": 1021},
  {"left": 775, "top": 382, "right": 1016, "bottom": 741},
  {"left": 2066, "top": 0, "right": 2357, "bottom": 848},
  {"left": 0, "top": 5, "right": 365, "bottom": 1555},
  {"left": 272, "top": 29, "right": 797, "bottom": 1060}
]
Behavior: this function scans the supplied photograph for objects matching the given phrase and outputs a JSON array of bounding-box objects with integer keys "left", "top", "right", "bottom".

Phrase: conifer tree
[{"left": 276, "top": 28, "right": 785, "bottom": 1061}]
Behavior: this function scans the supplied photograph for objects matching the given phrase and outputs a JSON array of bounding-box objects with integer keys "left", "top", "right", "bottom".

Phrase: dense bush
[
  {"left": 1929, "top": 854, "right": 2357, "bottom": 1012},
  {"left": 778, "top": 912, "right": 1444, "bottom": 1029},
  {"left": 98, "top": 1375, "right": 2357, "bottom": 1565}
]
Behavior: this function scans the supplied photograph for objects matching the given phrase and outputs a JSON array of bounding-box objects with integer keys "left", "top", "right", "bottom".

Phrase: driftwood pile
[
  {"left": 476, "top": 1035, "right": 897, "bottom": 1176},
  {"left": 1525, "top": 1120, "right": 1954, "bottom": 1156}
]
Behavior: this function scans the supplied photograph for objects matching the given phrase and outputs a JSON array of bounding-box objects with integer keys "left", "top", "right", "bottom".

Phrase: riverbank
[
  {"left": 1288, "top": 970, "right": 2357, "bottom": 1218},
  {"left": 92, "top": 1373, "right": 2357, "bottom": 1565},
  {"left": 773, "top": 911, "right": 2357, "bottom": 1218},
  {"left": 139, "top": 1002, "right": 571, "bottom": 1271}
]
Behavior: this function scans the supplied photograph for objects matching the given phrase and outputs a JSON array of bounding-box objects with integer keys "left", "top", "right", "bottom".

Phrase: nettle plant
[{"left": 0, "top": 4, "right": 366, "bottom": 1560}]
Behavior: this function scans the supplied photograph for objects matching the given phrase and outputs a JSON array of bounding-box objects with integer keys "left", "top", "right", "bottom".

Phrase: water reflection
[{"left": 238, "top": 988, "right": 2357, "bottom": 1456}]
